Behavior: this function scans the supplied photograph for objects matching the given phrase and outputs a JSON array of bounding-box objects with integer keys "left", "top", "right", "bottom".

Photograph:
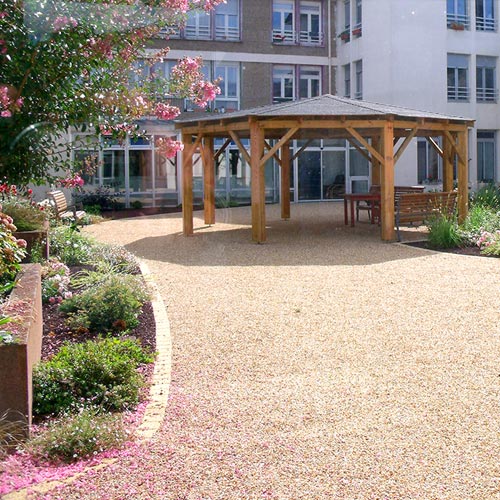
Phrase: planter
[
  {"left": 14, "top": 220, "right": 49, "bottom": 262},
  {"left": 0, "top": 264, "right": 43, "bottom": 437},
  {"left": 449, "top": 22, "right": 465, "bottom": 30},
  {"left": 352, "top": 27, "right": 362, "bottom": 37}
]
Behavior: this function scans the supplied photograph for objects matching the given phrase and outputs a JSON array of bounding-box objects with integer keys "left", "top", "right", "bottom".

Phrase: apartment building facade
[{"left": 75, "top": 0, "right": 500, "bottom": 209}]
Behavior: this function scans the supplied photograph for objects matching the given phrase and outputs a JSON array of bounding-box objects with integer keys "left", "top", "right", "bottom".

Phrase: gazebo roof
[{"left": 175, "top": 94, "right": 474, "bottom": 126}]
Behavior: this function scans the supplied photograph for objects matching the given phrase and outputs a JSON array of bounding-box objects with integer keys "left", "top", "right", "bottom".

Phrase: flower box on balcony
[
  {"left": 339, "top": 30, "right": 350, "bottom": 42},
  {"left": 449, "top": 22, "right": 465, "bottom": 30},
  {"left": 352, "top": 27, "right": 362, "bottom": 37}
]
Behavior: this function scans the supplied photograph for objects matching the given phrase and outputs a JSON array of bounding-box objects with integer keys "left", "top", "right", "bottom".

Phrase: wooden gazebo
[{"left": 175, "top": 95, "right": 474, "bottom": 243}]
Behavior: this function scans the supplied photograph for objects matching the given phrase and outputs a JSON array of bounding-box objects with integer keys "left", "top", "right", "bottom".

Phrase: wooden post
[
  {"left": 280, "top": 142, "right": 291, "bottom": 220},
  {"left": 457, "top": 127, "right": 469, "bottom": 223},
  {"left": 442, "top": 134, "right": 454, "bottom": 192},
  {"left": 202, "top": 137, "right": 215, "bottom": 225},
  {"left": 371, "top": 136, "right": 381, "bottom": 186},
  {"left": 250, "top": 120, "right": 266, "bottom": 243},
  {"left": 182, "top": 133, "right": 194, "bottom": 236},
  {"left": 380, "top": 121, "right": 395, "bottom": 241}
]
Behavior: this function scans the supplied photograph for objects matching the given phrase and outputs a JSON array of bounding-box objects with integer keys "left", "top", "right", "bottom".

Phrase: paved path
[{"left": 39, "top": 203, "right": 500, "bottom": 499}]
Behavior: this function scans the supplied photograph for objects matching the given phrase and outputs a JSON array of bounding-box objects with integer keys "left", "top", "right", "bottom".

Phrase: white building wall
[{"left": 336, "top": 0, "right": 500, "bottom": 189}]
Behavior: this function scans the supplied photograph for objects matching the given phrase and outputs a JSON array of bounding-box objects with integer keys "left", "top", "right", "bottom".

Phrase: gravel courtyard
[{"left": 51, "top": 202, "right": 500, "bottom": 499}]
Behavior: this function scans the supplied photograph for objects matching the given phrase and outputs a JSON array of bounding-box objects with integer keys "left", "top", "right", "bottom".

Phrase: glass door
[
  {"left": 347, "top": 146, "right": 370, "bottom": 193},
  {"left": 322, "top": 150, "right": 346, "bottom": 199},
  {"left": 298, "top": 151, "right": 321, "bottom": 200}
]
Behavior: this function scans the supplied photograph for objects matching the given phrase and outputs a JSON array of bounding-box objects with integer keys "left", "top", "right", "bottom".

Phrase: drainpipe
[{"left": 327, "top": 0, "right": 332, "bottom": 94}]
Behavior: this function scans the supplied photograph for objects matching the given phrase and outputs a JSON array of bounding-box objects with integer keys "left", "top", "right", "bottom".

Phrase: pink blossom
[
  {"left": 154, "top": 102, "right": 180, "bottom": 121},
  {"left": 155, "top": 137, "right": 184, "bottom": 158},
  {"left": 58, "top": 173, "right": 85, "bottom": 189},
  {"left": 1, "top": 110, "right": 11, "bottom": 117},
  {"left": 16, "top": 239, "right": 27, "bottom": 248},
  {"left": 53, "top": 16, "right": 78, "bottom": 32}
]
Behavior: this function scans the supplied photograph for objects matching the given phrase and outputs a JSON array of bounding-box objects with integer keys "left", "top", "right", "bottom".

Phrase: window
[
  {"left": 185, "top": 10, "right": 211, "bottom": 39},
  {"left": 343, "top": 64, "right": 351, "bottom": 97},
  {"left": 273, "top": 66, "right": 295, "bottom": 102},
  {"left": 477, "top": 131, "right": 496, "bottom": 182},
  {"left": 273, "top": 1, "right": 295, "bottom": 42},
  {"left": 477, "top": 56, "right": 497, "bottom": 101},
  {"left": 354, "top": 0, "right": 362, "bottom": 33},
  {"left": 299, "top": 66, "right": 321, "bottom": 98},
  {"left": 344, "top": 0, "right": 350, "bottom": 30},
  {"left": 476, "top": 0, "right": 496, "bottom": 31},
  {"left": 447, "top": 0, "right": 469, "bottom": 29},
  {"left": 215, "top": 0, "right": 240, "bottom": 40},
  {"left": 299, "top": 1, "right": 322, "bottom": 44},
  {"left": 418, "top": 138, "right": 442, "bottom": 184},
  {"left": 354, "top": 60, "right": 362, "bottom": 99},
  {"left": 214, "top": 63, "right": 240, "bottom": 112},
  {"left": 447, "top": 54, "right": 469, "bottom": 101}
]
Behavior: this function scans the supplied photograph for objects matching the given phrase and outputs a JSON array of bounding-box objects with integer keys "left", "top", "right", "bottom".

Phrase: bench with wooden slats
[
  {"left": 395, "top": 191, "right": 458, "bottom": 241},
  {"left": 48, "top": 190, "right": 86, "bottom": 221}
]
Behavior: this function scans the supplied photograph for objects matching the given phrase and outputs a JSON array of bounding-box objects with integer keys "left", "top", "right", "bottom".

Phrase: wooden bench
[
  {"left": 48, "top": 190, "right": 86, "bottom": 222},
  {"left": 395, "top": 191, "right": 458, "bottom": 241}
]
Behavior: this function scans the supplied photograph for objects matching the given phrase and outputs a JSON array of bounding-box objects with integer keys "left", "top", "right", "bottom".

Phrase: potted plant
[
  {"left": 352, "top": 27, "right": 362, "bottom": 37},
  {"left": 449, "top": 22, "right": 465, "bottom": 30},
  {"left": 339, "top": 30, "right": 350, "bottom": 42}
]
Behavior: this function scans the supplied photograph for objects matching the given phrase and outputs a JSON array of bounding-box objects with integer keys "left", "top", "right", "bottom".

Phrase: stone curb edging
[{"left": 3, "top": 261, "right": 172, "bottom": 500}]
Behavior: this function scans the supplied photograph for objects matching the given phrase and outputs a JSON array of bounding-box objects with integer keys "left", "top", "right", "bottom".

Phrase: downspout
[{"left": 327, "top": 0, "right": 332, "bottom": 94}]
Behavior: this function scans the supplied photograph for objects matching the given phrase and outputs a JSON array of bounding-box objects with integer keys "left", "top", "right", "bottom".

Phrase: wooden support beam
[
  {"left": 281, "top": 142, "right": 291, "bottom": 220},
  {"left": 264, "top": 140, "right": 282, "bottom": 166},
  {"left": 291, "top": 138, "right": 314, "bottom": 161},
  {"left": 443, "top": 130, "right": 466, "bottom": 165},
  {"left": 371, "top": 136, "right": 381, "bottom": 186},
  {"left": 182, "top": 132, "right": 194, "bottom": 236},
  {"left": 250, "top": 120, "right": 266, "bottom": 243},
  {"left": 346, "top": 127, "right": 384, "bottom": 164},
  {"left": 214, "top": 138, "right": 231, "bottom": 161},
  {"left": 442, "top": 135, "right": 454, "bottom": 192},
  {"left": 381, "top": 121, "right": 396, "bottom": 241},
  {"left": 394, "top": 127, "right": 418, "bottom": 164},
  {"left": 229, "top": 131, "right": 251, "bottom": 164},
  {"left": 346, "top": 137, "right": 372, "bottom": 163},
  {"left": 426, "top": 136, "right": 444, "bottom": 158},
  {"left": 202, "top": 137, "right": 215, "bottom": 225},
  {"left": 260, "top": 127, "right": 299, "bottom": 166},
  {"left": 457, "top": 127, "right": 469, "bottom": 224}
]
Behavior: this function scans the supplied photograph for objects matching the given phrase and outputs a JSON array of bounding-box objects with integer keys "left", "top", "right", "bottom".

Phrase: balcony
[
  {"left": 476, "top": 16, "right": 497, "bottom": 31},
  {"left": 298, "top": 30, "right": 323, "bottom": 44},
  {"left": 184, "top": 25, "right": 211, "bottom": 39},
  {"left": 476, "top": 87, "right": 498, "bottom": 102},
  {"left": 272, "top": 28, "right": 296, "bottom": 43},
  {"left": 215, "top": 25, "right": 240, "bottom": 41},
  {"left": 447, "top": 86, "right": 469, "bottom": 101},
  {"left": 447, "top": 13, "right": 470, "bottom": 30}
]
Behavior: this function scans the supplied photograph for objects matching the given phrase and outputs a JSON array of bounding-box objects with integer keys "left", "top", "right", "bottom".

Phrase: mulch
[{"left": 403, "top": 240, "right": 487, "bottom": 257}]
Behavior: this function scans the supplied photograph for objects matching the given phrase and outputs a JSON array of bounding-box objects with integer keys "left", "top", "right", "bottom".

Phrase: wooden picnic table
[{"left": 343, "top": 193, "right": 381, "bottom": 226}]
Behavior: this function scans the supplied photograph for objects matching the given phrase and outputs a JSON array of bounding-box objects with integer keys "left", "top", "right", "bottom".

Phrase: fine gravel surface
[{"left": 44, "top": 202, "right": 500, "bottom": 499}]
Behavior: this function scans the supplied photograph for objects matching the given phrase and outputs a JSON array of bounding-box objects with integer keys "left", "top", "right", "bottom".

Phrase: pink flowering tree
[{"left": 0, "top": 0, "right": 223, "bottom": 185}]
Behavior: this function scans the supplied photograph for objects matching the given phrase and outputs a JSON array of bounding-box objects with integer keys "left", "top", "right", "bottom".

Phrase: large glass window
[
  {"left": 299, "top": 1, "right": 321, "bottom": 44},
  {"left": 447, "top": 0, "right": 469, "bottom": 29},
  {"left": 299, "top": 66, "right": 321, "bottom": 98},
  {"left": 354, "top": 0, "right": 362, "bottom": 30},
  {"left": 344, "top": 0, "right": 351, "bottom": 30},
  {"left": 273, "top": 66, "right": 295, "bottom": 103},
  {"left": 354, "top": 60, "right": 362, "bottom": 99},
  {"left": 447, "top": 54, "right": 469, "bottom": 101},
  {"left": 477, "top": 56, "right": 497, "bottom": 101},
  {"left": 185, "top": 10, "right": 211, "bottom": 39},
  {"left": 215, "top": 0, "right": 240, "bottom": 40},
  {"left": 476, "top": 0, "right": 496, "bottom": 31},
  {"left": 273, "top": 1, "right": 295, "bottom": 42},
  {"left": 214, "top": 63, "right": 240, "bottom": 112},
  {"left": 417, "top": 138, "right": 442, "bottom": 184},
  {"left": 477, "top": 131, "right": 496, "bottom": 182}
]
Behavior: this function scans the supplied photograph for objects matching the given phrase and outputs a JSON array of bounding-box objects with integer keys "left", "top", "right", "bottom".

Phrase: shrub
[
  {"left": 60, "top": 274, "right": 149, "bottom": 332},
  {"left": 33, "top": 337, "right": 154, "bottom": 416},
  {"left": 27, "top": 407, "right": 128, "bottom": 463},
  {"left": 476, "top": 230, "right": 500, "bottom": 256},
  {"left": 427, "top": 214, "right": 463, "bottom": 249},
  {"left": 88, "top": 243, "right": 140, "bottom": 274},
  {"left": 1, "top": 200, "right": 47, "bottom": 232},
  {"left": 459, "top": 204, "right": 500, "bottom": 245},
  {"left": 471, "top": 184, "right": 500, "bottom": 210},
  {"left": 41, "top": 259, "right": 71, "bottom": 304},
  {"left": 49, "top": 225, "right": 95, "bottom": 266},
  {"left": 75, "top": 187, "right": 120, "bottom": 211}
]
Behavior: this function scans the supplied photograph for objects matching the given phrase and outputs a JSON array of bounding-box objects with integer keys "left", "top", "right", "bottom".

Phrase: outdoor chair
[{"left": 356, "top": 184, "right": 380, "bottom": 222}]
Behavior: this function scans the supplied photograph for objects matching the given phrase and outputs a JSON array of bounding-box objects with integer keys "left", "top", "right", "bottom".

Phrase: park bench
[
  {"left": 395, "top": 191, "right": 458, "bottom": 241},
  {"left": 48, "top": 190, "right": 86, "bottom": 222}
]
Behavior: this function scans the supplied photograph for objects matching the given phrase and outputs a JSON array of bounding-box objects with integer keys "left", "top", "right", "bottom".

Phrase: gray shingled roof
[{"left": 175, "top": 94, "right": 473, "bottom": 125}]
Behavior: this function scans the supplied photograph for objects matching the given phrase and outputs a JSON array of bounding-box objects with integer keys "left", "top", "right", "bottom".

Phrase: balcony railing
[
  {"left": 184, "top": 24, "right": 211, "bottom": 39},
  {"left": 447, "top": 13, "right": 470, "bottom": 30},
  {"left": 298, "top": 30, "right": 323, "bottom": 44},
  {"left": 215, "top": 25, "right": 240, "bottom": 40},
  {"left": 354, "top": 91, "right": 362, "bottom": 100},
  {"left": 477, "top": 87, "right": 498, "bottom": 101},
  {"left": 476, "top": 16, "right": 497, "bottom": 31},
  {"left": 272, "top": 96, "right": 295, "bottom": 104},
  {"left": 447, "top": 86, "right": 470, "bottom": 100},
  {"left": 272, "top": 28, "right": 296, "bottom": 43}
]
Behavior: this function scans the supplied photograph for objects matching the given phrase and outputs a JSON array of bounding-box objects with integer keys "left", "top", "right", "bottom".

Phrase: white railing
[
  {"left": 354, "top": 91, "right": 362, "bottom": 100},
  {"left": 477, "top": 87, "right": 498, "bottom": 101},
  {"left": 476, "top": 16, "right": 497, "bottom": 31},
  {"left": 272, "top": 96, "right": 295, "bottom": 104},
  {"left": 446, "top": 13, "right": 470, "bottom": 29},
  {"left": 272, "top": 28, "right": 295, "bottom": 43},
  {"left": 448, "top": 86, "right": 469, "bottom": 100},
  {"left": 184, "top": 24, "right": 211, "bottom": 39},
  {"left": 215, "top": 25, "right": 240, "bottom": 40},
  {"left": 298, "top": 30, "right": 323, "bottom": 44}
]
